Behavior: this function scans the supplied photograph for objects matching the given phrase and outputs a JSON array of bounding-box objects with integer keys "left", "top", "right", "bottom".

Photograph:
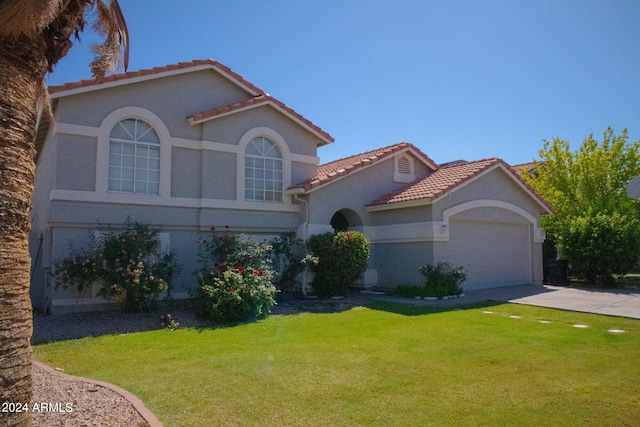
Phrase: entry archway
[{"left": 330, "top": 208, "right": 362, "bottom": 232}]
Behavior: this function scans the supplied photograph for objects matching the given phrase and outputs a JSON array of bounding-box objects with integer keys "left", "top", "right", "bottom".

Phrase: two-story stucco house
[{"left": 31, "top": 59, "right": 552, "bottom": 313}]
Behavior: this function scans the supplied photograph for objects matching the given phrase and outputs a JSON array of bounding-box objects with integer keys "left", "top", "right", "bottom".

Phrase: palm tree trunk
[{"left": 0, "top": 34, "right": 48, "bottom": 427}]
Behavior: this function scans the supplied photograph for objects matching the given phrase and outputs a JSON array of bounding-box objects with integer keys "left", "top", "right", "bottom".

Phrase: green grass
[{"left": 34, "top": 302, "right": 640, "bottom": 426}]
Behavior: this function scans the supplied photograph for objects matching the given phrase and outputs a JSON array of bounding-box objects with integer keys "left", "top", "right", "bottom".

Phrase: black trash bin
[{"left": 544, "top": 259, "right": 569, "bottom": 285}]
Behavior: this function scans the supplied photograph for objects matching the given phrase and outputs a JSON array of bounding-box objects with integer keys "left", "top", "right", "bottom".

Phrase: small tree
[
  {"left": 309, "top": 231, "right": 370, "bottom": 298},
  {"left": 562, "top": 211, "right": 640, "bottom": 286},
  {"left": 524, "top": 127, "right": 640, "bottom": 286}
]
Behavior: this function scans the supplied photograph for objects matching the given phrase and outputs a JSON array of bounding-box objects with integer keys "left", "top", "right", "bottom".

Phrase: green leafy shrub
[
  {"left": 54, "top": 219, "right": 182, "bottom": 312},
  {"left": 418, "top": 262, "right": 466, "bottom": 299},
  {"left": 561, "top": 210, "right": 640, "bottom": 286},
  {"left": 394, "top": 283, "right": 428, "bottom": 299},
  {"left": 270, "top": 231, "right": 318, "bottom": 298},
  {"left": 193, "top": 227, "right": 277, "bottom": 324},
  {"left": 309, "top": 231, "right": 370, "bottom": 298}
]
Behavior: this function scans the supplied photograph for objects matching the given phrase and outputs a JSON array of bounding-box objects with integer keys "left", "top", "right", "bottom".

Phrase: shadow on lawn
[
  {"left": 366, "top": 299, "right": 505, "bottom": 316},
  {"left": 362, "top": 283, "right": 559, "bottom": 316},
  {"left": 33, "top": 285, "right": 551, "bottom": 343}
]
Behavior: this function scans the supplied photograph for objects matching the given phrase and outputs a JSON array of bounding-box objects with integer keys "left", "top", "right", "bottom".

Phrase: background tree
[
  {"left": 524, "top": 127, "right": 640, "bottom": 286},
  {"left": 0, "top": 1, "right": 128, "bottom": 425}
]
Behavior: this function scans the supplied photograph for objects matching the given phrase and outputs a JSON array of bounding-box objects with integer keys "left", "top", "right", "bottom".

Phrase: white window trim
[
  {"left": 393, "top": 154, "right": 415, "bottom": 183},
  {"left": 96, "top": 107, "right": 172, "bottom": 198},
  {"left": 51, "top": 120, "right": 306, "bottom": 212},
  {"left": 237, "top": 127, "right": 292, "bottom": 203}
]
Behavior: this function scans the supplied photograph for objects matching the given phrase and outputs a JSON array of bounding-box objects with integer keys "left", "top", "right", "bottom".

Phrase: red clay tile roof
[
  {"left": 366, "top": 158, "right": 502, "bottom": 206},
  {"left": 187, "top": 94, "right": 334, "bottom": 145},
  {"left": 288, "top": 142, "right": 437, "bottom": 191},
  {"left": 47, "top": 58, "right": 333, "bottom": 144},
  {"left": 366, "top": 157, "right": 553, "bottom": 213},
  {"left": 48, "top": 59, "right": 265, "bottom": 96}
]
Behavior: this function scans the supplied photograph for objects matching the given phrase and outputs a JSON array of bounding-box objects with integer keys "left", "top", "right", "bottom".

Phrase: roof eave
[
  {"left": 49, "top": 61, "right": 263, "bottom": 99},
  {"left": 188, "top": 100, "right": 334, "bottom": 146},
  {"left": 365, "top": 198, "right": 432, "bottom": 212}
]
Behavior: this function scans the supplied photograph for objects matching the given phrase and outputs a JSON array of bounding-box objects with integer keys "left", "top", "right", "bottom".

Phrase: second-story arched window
[
  {"left": 245, "top": 136, "right": 283, "bottom": 202},
  {"left": 108, "top": 118, "right": 160, "bottom": 194}
]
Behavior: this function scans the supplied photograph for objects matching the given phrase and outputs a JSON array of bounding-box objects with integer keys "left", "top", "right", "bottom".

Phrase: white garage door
[{"left": 448, "top": 220, "right": 531, "bottom": 290}]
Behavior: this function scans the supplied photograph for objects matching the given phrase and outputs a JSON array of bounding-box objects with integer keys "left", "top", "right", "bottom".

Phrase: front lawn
[{"left": 34, "top": 302, "right": 640, "bottom": 426}]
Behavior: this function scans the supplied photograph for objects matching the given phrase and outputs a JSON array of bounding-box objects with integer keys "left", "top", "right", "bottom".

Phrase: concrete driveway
[
  {"left": 368, "top": 284, "right": 640, "bottom": 319},
  {"left": 504, "top": 284, "right": 640, "bottom": 319}
]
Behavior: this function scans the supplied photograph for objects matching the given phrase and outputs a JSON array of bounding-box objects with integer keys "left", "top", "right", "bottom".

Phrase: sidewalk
[{"left": 366, "top": 284, "right": 640, "bottom": 319}]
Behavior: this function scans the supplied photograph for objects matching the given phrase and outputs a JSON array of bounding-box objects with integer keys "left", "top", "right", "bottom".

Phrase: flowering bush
[
  {"left": 308, "top": 231, "right": 369, "bottom": 298},
  {"left": 160, "top": 313, "right": 179, "bottom": 331},
  {"left": 192, "top": 227, "right": 277, "bottom": 324},
  {"left": 418, "top": 262, "right": 466, "bottom": 299},
  {"left": 54, "top": 219, "right": 182, "bottom": 312}
]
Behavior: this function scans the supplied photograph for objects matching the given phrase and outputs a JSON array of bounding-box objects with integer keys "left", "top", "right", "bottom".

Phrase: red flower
[
  {"left": 225, "top": 225, "right": 229, "bottom": 229},
  {"left": 253, "top": 269, "right": 263, "bottom": 276},
  {"left": 210, "top": 226, "right": 216, "bottom": 231},
  {"left": 235, "top": 265, "right": 245, "bottom": 274},
  {"left": 230, "top": 287, "right": 235, "bottom": 294}
]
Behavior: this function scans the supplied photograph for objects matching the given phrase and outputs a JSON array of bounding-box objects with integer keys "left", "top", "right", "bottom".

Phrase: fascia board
[
  {"left": 50, "top": 64, "right": 261, "bottom": 99},
  {"left": 188, "top": 100, "right": 333, "bottom": 146}
]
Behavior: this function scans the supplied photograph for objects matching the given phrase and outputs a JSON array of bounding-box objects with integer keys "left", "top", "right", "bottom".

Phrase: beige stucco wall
[
  {"left": 33, "top": 66, "right": 328, "bottom": 312},
  {"left": 55, "top": 70, "right": 250, "bottom": 140},
  {"left": 306, "top": 154, "right": 421, "bottom": 226},
  {"left": 202, "top": 105, "right": 322, "bottom": 155},
  {"left": 431, "top": 168, "right": 544, "bottom": 225},
  {"left": 55, "top": 134, "right": 97, "bottom": 191}
]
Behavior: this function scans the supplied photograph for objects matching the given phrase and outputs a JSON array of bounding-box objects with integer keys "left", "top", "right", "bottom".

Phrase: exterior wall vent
[
  {"left": 394, "top": 155, "right": 415, "bottom": 183},
  {"left": 398, "top": 156, "right": 411, "bottom": 174}
]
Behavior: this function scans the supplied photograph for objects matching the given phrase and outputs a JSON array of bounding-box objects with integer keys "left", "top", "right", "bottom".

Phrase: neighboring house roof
[
  {"left": 438, "top": 159, "right": 468, "bottom": 167},
  {"left": 187, "top": 94, "right": 334, "bottom": 146},
  {"left": 512, "top": 161, "right": 539, "bottom": 177},
  {"left": 288, "top": 142, "right": 438, "bottom": 192},
  {"left": 47, "top": 58, "right": 265, "bottom": 97},
  {"left": 365, "top": 157, "right": 553, "bottom": 213}
]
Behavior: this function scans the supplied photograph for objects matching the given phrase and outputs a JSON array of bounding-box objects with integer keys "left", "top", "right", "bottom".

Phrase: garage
[{"left": 447, "top": 220, "right": 532, "bottom": 290}]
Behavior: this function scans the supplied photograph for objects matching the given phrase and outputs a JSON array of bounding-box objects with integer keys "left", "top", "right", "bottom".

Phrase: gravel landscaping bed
[{"left": 31, "top": 363, "right": 151, "bottom": 427}]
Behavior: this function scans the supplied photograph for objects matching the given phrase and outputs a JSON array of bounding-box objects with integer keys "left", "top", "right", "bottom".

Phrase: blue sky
[{"left": 47, "top": 0, "right": 640, "bottom": 166}]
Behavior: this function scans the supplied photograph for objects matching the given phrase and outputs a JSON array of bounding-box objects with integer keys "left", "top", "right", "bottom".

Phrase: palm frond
[
  {"left": 89, "top": 0, "right": 129, "bottom": 78},
  {"left": 110, "top": 0, "right": 129, "bottom": 70}
]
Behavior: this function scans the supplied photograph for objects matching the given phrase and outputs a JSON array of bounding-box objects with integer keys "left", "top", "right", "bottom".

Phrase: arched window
[
  {"left": 108, "top": 118, "right": 160, "bottom": 194},
  {"left": 245, "top": 136, "right": 283, "bottom": 202}
]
